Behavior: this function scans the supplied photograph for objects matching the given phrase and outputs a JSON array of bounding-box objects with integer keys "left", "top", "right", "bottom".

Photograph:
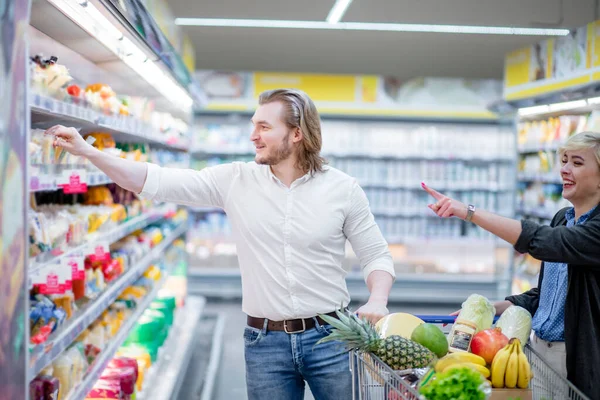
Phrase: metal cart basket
[{"left": 350, "top": 315, "right": 590, "bottom": 400}]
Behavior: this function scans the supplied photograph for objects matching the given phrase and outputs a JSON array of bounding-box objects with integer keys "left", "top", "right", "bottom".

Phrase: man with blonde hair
[{"left": 46, "top": 88, "right": 395, "bottom": 399}]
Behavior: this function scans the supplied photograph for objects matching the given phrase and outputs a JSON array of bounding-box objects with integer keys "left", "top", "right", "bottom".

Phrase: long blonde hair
[{"left": 258, "top": 89, "right": 327, "bottom": 174}]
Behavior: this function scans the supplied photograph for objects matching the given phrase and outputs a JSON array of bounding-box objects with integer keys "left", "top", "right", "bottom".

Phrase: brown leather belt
[{"left": 247, "top": 311, "right": 340, "bottom": 334}]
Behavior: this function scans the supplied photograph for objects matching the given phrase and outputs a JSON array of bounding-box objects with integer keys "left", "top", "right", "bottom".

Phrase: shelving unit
[
  {"left": 31, "top": 94, "right": 189, "bottom": 151},
  {"left": 30, "top": 207, "right": 171, "bottom": 275},
  {"left": 509, "top": 95, "right": 600, "bottom": 293},
  {"left": 29, "top": 222, "right": 187, "bottom": 378},
  {"left": 18, "top": 0, "right": 205, "bottom": 397},
  {"left": 138, "top": 296, "right": 207, "bottom": 400}
]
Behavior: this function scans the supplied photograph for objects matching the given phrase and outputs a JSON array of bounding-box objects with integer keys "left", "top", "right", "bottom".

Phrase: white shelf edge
[
  {"left": 29, "top": 209, "right": 168, "bottom": 276},
  {"left": 61, "top": 227, "right": 188, "bottom": 400},
  {"left": 31, "top": 94, "right": 189, "bottom": 151},
  {"left": 28, "top": 223, "right": 188, "bottom": 379},
  {"left": 138, "top": 296, "right": 207, "bottom": 400},
  {"left": 30, "top": 171, "right": 112, "bottom": 193}
]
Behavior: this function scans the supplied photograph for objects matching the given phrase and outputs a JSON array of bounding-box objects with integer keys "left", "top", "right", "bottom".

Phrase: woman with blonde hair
[{"left": 422, "top": 131, "right": 600, "bottom": 399}]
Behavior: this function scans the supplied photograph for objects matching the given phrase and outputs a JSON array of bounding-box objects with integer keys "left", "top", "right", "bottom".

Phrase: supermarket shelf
[
  {"left": 190, "top": 148, "right": 514, "bottom": 163},
  {"left": 518, "top": 143, "right": 561, "bottom": 154},
  {"left": 29, "top": 0, "right": 203, "bottom": 117},
  {"left": 63, "top": 260, "right": 180, "bottom": 400},
  {"left": 28, "top": 223, "right": 188, "bottom": 380},
  {"left": 188, "top": 268, "right": 501, "bottom": 304},
  {"left": 30, "top": 208, "right": 171, "bottom": 276},
  {"left": 138, "top": 296, "right": 207, "bottom": 400},
  {"left": 517, "top": 173, "right": 562, "bottom": 184},
  {"left": 360, "top": 182, "right": 511, "bottom": 192},
  {"left": 31, "top": 94, "right": 189, "bottom": 151},
  {"left": 30, "top": 169, "right": 112, "bottom": 192}
]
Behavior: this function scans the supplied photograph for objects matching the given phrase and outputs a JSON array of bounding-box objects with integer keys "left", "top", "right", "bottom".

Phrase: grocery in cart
[{"left": 318, "top": 294, "right": 590, "bottom": 400}]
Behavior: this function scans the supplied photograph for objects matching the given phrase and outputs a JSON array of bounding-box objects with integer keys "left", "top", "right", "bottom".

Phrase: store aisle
[{"left": 187, "top": 300, "right": 459, "bottom": 400}]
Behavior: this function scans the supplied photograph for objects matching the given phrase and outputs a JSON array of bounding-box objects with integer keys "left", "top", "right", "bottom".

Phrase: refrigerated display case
[{"left": 6, "top": 0, "right": 208, "bottom": 398}]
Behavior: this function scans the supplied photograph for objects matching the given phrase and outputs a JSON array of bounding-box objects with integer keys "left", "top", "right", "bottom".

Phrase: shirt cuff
[
  {"left": 362, "top": 261, "right": 396, "bottom": 283},
  {"left": 138, "top": 162, "right": 161, "bottom": 199}
]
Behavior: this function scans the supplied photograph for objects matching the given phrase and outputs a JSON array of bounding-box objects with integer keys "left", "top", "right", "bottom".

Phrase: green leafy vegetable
[{"left": 419, "top": 366, "right": 489, "bottom": 400}]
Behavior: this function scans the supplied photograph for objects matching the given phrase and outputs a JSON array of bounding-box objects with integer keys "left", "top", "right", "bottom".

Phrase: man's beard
[{"left": 256, "top": 132, "right": 293, "bottom": 166}]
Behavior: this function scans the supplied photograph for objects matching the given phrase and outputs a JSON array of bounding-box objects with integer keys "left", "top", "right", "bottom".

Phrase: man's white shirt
[{"left": 140, "top": 161, "right": 395, "bottom": 321}]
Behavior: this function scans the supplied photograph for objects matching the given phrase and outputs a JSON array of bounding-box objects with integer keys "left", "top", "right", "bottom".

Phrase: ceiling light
[
  {"left": 174, "top": 18, "right": 569, "bottom": 36},
  {"left": 326, "top": 0, "right": 353, "bottom": 24},
  {"left": 586, "top": 96, "right": 600, "bottom": 104},
  {"left": 49, "top": 0, "right": 193, "bottom": 112},
  {"left": 517, "top": 105, "right": 550, "bottom": 116},
  {"left": 518, "top": 99, "right": 590, "bottom": 116},
  {"left": 548, "top": 100, "right": 587, "bottom": 112}
]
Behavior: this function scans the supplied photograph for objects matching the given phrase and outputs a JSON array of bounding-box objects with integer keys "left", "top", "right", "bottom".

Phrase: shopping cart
[{"left": 350, "top": 315, "right": 591, "bottom": 400}]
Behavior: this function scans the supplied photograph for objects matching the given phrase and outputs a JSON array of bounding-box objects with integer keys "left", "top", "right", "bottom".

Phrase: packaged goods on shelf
[
  {"left": 516, "top": 182, "right": 569, "bottom": 220},
  {"left": 29, "top": 217, "right": 187, "bottom": 399},
  {"left": 29, "top": 55, "right": 190, "bottom": 144},
  {"left": 30, "top": 264, "right": 165, "bottom": 400},
  {"left": 518, "top": 114, "right": 587, "bottom": 150}
]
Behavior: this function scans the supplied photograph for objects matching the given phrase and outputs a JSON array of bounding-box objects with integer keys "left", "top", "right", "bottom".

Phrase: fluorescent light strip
[
  {"left": 518, "top": 99, "right": 596, "bottom": 116},
  {"left": 174, "top": 18, "right": 569, "bottom": 36},
  {"left": 50, "top": 0, "right": 193, "bottom": 112},
  {"left": 326, "top": 0, "right": 353, "bottom": 24}
]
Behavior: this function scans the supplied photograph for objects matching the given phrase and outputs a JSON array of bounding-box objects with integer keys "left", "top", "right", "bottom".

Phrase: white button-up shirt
[{"left": 141, "top": 161, "right": 395, "bottom": 321}]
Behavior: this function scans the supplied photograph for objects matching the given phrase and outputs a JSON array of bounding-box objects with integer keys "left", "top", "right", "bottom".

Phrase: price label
[
  {"left": 65, "top": 256, "right": 85, "bottom": 280},
  {"left": 57, "top": 169, "right": 88, "bottom": 194},
  {"left": 36, "top": 264, "right": 64, "bottom": 295},
  {"left": 86, "top": 242, "right": 110, "bottom": 262}
]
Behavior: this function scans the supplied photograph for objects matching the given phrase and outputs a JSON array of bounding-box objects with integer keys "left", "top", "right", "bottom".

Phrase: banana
[
  {"left": 490, "top": 342, "right": 513, "bottom": 388},
  {"left": 435, "top": 352, "right": 487, "bottom": 372},
  {"left": 436, "top": 351, "right": 486, "bottom": 371},
  {"left": 504, "top": 341, "right": 519, "bottom": 388},
  {"left": 443, "top": 362, "right": 491, "bottom": 378},
  {"left": 516, "top": 341, "right": 531, "bottom": 389}
]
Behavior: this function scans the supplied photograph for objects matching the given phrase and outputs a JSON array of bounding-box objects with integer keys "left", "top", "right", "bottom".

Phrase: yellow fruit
[
  {"left": 517, "top": 342, "right": 531, "bottom": 389},
  {"left": 376, "top": 313, "right": 424, "bottom": 339},
  {"left": 434, "top": 352, "right": 486, "bottom": 372},
  {"left": 491, "top": 342, "right": 512, "bottom": 388},
  {"left": 443, "top": 362, "right": 490, "bottom": 378},
  {"left": 504, "top": 342, "right": 519, "bottom": 388}
]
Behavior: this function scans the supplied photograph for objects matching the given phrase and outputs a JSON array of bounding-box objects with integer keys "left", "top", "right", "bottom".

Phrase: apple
[{"left": 470, "top": 327, "right": 509, "bottom": 364}]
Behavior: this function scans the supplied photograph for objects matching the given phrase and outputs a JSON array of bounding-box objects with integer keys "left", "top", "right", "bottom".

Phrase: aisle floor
[{"left": 181, "top": 300, "right": 458, "bottom": 400}]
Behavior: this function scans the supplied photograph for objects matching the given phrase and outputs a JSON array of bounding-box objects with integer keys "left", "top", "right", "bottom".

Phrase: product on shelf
[
  {"left": 29, "top": 54, "right": 190, "bottom": 144},
  {"left": 518, "top": 114, "right": 587, "bottom": 149},
  {"left": 31, "top": 260, "right": 169, "bottom": 400},
  {"left": 30, "top": 55, "right": 73, "bottom": 100}
]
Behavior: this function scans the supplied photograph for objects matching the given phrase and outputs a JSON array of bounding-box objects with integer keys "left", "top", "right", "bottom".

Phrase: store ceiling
[{"left": 167, "top": 0, "right": 599, "bottom": 80}]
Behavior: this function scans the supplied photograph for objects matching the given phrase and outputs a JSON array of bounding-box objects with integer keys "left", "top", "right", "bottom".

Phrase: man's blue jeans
[{"left": 244, "top": 318, "right": 352, "bottom": 400}]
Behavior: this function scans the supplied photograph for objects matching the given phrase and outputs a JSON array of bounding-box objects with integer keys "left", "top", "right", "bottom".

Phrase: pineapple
[{"left": 317, "top": 310, "right": 435, "bottom": 371}]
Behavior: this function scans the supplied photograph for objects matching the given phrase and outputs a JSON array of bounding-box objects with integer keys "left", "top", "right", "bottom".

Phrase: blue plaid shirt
[{"left": 531, "top": 206, "right": 597, "bottom": 342}]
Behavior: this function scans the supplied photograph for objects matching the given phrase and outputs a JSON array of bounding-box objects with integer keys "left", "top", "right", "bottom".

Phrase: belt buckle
[{"left": 283, "top": 319, "right": 306, "bottom": 334}]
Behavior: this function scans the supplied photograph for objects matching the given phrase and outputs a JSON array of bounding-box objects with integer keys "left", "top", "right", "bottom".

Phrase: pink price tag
[
  {"left": 58, "top": 170, "right": 88, "bottom": 194},
  {"left": 39, "top": 271, "right": 62, "bottom": 295}
]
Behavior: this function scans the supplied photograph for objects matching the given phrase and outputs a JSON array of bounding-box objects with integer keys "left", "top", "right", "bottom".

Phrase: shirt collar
[
  {"left": 566, "top": 206, "right": 597, "bottom": 224},
  {"left": 266, "top": 166, "right": 315, "bottom": 187}
]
